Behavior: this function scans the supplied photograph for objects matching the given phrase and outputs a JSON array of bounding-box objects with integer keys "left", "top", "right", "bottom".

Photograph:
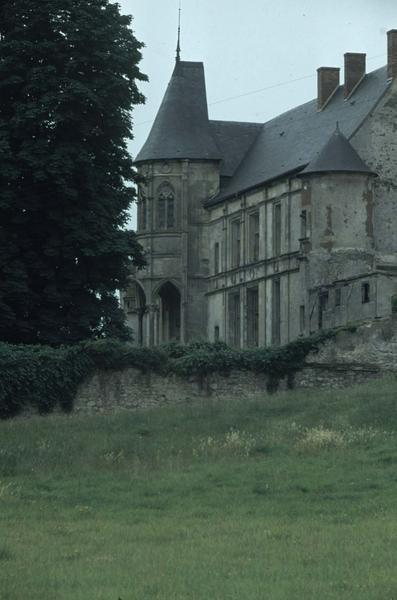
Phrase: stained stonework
[{"left": 74, "top": 365, "right": 382, "bottom": 415}]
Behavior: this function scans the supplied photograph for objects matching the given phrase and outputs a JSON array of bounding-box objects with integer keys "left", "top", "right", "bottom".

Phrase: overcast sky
[
  {"left": 119, "top": 0, "right": 395, "bottom": 160},
  {"left": 118, "top": 0, "right": 395, "bottom": 226}
]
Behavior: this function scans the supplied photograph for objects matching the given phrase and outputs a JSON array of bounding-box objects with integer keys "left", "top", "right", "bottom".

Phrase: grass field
[{"left": 1, "top": 378, "right": 397, "bottom": 599}]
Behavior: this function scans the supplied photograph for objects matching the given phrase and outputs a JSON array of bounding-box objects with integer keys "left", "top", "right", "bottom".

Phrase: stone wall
[
  {"left": 74, "top": 318, "right": 397, "bottom": 414},
  {"left": 74, "top": 363, "right": 383, "bottom": 414}
]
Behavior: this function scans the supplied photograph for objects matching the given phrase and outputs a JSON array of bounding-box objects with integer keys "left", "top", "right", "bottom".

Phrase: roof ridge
[{"left": 210, "top": 119, "right": 263, "bottom": 127}]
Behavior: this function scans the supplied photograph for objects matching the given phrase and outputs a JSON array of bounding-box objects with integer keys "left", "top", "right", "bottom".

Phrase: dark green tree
[{"left": 0, "top": 0, "right": 146, "bottom": 344}]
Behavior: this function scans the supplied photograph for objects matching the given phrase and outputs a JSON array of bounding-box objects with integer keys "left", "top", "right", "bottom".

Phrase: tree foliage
[{"left": 0, "top": 0, "right": 146, "bottom": 344}]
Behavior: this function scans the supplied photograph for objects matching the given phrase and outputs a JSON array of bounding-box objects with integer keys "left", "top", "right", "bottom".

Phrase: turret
[
  {"left": 298, "top": 125, "right": 378, "bottom": 333},
  {"left": 300, "top": 124, "right": 377, "bottom": 252},
  {"left": 127, "top": 60, "right": 221, "bottom": 345}
]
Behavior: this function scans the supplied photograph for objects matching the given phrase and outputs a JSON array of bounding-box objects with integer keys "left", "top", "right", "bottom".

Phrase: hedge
[{"left": 0, "top": 329, "right": 345, "bottom": 418}]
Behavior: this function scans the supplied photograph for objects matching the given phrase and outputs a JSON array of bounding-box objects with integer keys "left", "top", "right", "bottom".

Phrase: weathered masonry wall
[
  {"left": 74, "top": 319, "right": 397, "bottom": 414},
  {"left": 74, "top": 364, "right": 382, "bottom": 414}
]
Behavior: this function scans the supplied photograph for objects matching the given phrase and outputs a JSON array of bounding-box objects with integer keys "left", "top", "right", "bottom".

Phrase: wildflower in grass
[
  {"left": 296, "top": 425, "right": 394, "bottom": 451},
  {"left": 103, "top": 449, "right": 125, "bottom": 464},
  {"left": 297, "top": 426, "right": 345, "bottom": 451},
  {"left": 193, "top": 429, "right": 257, "bottom": 458},
  {"left": 37, "top": 438, "right": 51, "bottom": 451}
]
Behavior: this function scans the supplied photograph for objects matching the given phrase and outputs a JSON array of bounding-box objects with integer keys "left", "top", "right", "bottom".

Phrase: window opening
[
  {"left": 362, "top": 283, "right": 370, "bottom": 304},
  {"left": 273, "top": 204, "right": 281, "bottom": 256},
  {"left": 138, "top": 189, "right": 147, "bottom": 231},
  {"left": 214, "top": 242, "right": 220, "bottom": 274},
  {"left": 272, "top": 279, "right": 281, "bottom": 345},
  {"left": 228, "top": 292, "right": 241, "bottom": 347},
  {"left": 231, "top": 220, "right": 241, "bottom": 268},
  {"left": 335, "top": 288, "right": 341, "bottom": 307},
  {"left": 249, "top": 212, "right": 260, "bottom": 262},
  {"left": 300, "top": 210, "right": 307, "bottom": 239},
  {"left": 299, "top": 305, "right": 305, "bottom": 335},
  {"left": 247, "top": 287, "right": 259, "bottom": 347},
  {"left": 318, "top": 292, "right": 329, "bottom": 330},
  {"left": 157, "top": 184, "right": 175, "bottom": 230}
]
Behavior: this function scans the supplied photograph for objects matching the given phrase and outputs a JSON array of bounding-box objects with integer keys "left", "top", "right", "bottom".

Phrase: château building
[{"left": 124, "top": 30, "right": 397, "bottom": 348}]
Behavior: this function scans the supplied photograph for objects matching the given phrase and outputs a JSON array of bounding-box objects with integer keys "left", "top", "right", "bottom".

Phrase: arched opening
[{"left": 158, "top": 282, "right": 181, "bottom": 342}]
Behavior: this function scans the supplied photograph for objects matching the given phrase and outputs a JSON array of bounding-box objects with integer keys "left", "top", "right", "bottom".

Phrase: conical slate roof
[
  {"left": 300, "top": 125, "right": 376, "bottom": 176},
  {"left": 135, "top": 61, "right": 221, "bottom": 163}
]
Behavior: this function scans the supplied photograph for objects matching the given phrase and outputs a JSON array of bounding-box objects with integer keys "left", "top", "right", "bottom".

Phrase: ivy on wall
[{"left": 0, "top": 330, "right": 347, "bottom": 419}]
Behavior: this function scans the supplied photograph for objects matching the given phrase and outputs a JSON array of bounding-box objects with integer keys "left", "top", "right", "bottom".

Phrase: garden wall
[{"left": 74, "top": 350, "right": 384, "bottom": 413}]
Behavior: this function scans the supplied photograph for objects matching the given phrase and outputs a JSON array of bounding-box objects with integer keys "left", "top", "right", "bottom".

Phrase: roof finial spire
[{"left": 176, "top": 1, "right": 181, "bottom": 62}]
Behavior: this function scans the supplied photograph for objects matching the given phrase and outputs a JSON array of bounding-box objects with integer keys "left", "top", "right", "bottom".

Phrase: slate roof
[
  {"left": 300, "top": 125, "right": 376, "bottom": 176},
  {"left": 136, "top": 60, "right": 388, "bottom": 204},
  {"left": 209, "top": 120, "right": 263, "bottom": 177},
  {"left": 135, "top": 61, "right": 221, "bottom": 162},
  {"left": 207, "top": 65, "right": 388, "bottom": 205}
]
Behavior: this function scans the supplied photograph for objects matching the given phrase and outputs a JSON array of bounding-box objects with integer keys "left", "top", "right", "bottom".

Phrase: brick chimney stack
[
  {"left": 344, "top": 53, "right": 366, "bottom": 98},
  {"left": 388, "top": 30, "right": 397, "bottom": 80},
  {"left": 317, "top": 67, "right": 340, "bottom": 110}
]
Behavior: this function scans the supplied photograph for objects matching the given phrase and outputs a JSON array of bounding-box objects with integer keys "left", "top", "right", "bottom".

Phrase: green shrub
[
  {"left": 0, "top": 340, "right": 167, "bottom": 419},
  {"left": 82, "top": 339, "right": 166, "bottom": 373}
]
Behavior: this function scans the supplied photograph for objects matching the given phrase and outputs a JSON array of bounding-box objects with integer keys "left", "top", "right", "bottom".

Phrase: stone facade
[{"left": 124, "top": 30, "right": 397, "bottom": 350}]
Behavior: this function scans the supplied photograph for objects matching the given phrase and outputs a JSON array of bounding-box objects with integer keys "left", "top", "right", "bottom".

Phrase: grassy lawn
[{"left": 1, "top": 378, "right": 397, "bottom": 599}]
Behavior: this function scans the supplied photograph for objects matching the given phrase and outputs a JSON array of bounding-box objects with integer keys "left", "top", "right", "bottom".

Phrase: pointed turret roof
[
  {"left": 135, "top": 61, "right": 221, "bottom": 163},
  {"left": 300, "top": 124, "right": 376, "bottom": 176}
]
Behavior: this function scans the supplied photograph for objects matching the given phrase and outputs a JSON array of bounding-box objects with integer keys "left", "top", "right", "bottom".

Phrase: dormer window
[{"left": 157, "top": 183, "right": 175, "bottom": 229}]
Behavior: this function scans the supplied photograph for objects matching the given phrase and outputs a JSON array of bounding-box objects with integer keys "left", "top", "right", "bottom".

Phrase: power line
[
  {"left": 133, "top": 52, "right": 387, "bottom": 128},
  {"left": 209, "top": 74, "right": 315, "bottom": 106}
]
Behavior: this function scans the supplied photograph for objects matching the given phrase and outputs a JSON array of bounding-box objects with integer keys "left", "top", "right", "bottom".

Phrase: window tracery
[{"left": 157, "top": 183, "right": 175, "bottom": 229}]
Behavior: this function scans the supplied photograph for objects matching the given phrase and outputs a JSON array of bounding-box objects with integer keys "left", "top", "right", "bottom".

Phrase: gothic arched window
[{"left": 157, "top": 183, "right": 175, "bottom": 229}]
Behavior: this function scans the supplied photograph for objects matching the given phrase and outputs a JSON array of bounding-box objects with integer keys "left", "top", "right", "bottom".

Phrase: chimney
[
  {"left": 344, "top": 53, "right": 366, "bottom": 98},
  {"left": 388, "top": 30, "right": 397, "bottom": 80},
  {"left": 317, "top": 67, "right": 340, "bottom": 110}
]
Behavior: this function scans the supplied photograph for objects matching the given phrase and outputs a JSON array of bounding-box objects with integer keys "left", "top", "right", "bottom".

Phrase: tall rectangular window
[
  {"left": 157, "top": 185, "right": 175, "bottom": 230},
  {"left": 228, "top": 292, "right": 241, "bottom": 347},
  {"left": 141, "top": 198, "right": 147, "bottom": 230},
  {"left": 249, "top": 212, "right": 260, "bottom": 262},
  {"left": 167, "top": 198, "right": 174, "bottom": 229},
  {"left": 273, "top": 204, "right": 281, "bottom": 256},
  {"left": 335, "top": 288, "right": 341, "bottom": 307},
  {"left": 138, "top": 190, "right": 147, "bottom": 231},
  {"left": 362, "top": 282, "right": 370, "bottom": 304},
  {"left": 300, "top": 210, "right": 307, "bottom": 239},
  {"left": 158, "top": 197, "right": 166, "bottom": 229},
  {"left": 247, "top": 287, "right": 259, "bottom": 347},
  {"left": 231, "top": 220, "right": 241, "bottom": 268},
  {"left": 214, "top": 242, "right": 220, "bottom": 274},
  {"left": 272, "top": 279, "right": 281, "bottom": 345},
  {"left": 299, "top": 305, "right": 305, "bottom": 335},
  {"left": 318, "top": 292, "right": 329, "bottom": 330}
]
